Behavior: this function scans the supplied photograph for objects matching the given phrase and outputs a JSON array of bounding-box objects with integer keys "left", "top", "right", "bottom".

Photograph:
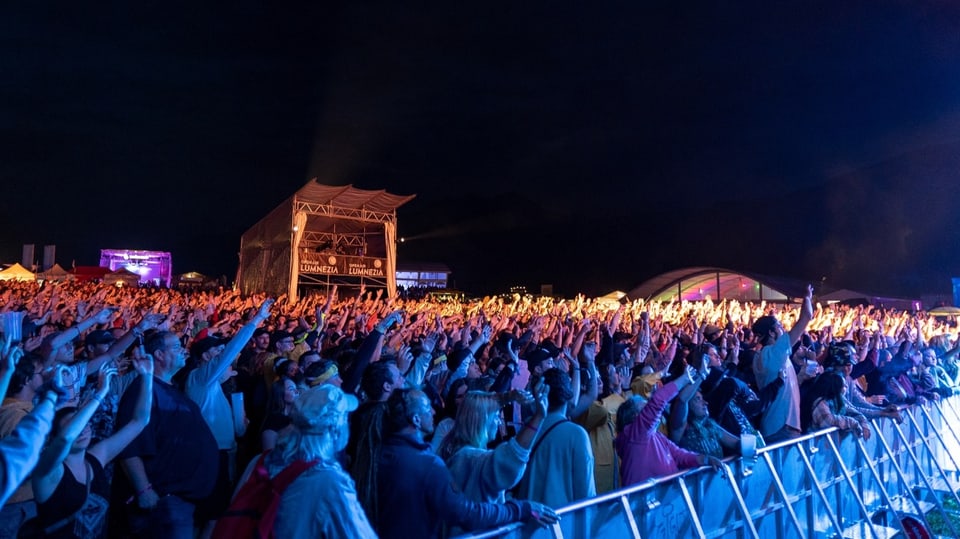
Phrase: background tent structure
[
  {"left": 237, "top": 180, "right": 415, "bottom": 299},
  {"left": 628, "top": 267, "right": 806, "bottom": 303},
  {"left": 103, "top": 268, "right": 141, "bottom": 287},
  {"left": 71, "top": 266, "right": 110, "bottom": 282},
  {"left": 38, "top": 263, "right": 69, "bottom": 282},
  {"left": 0, "top": 263, "right": 35, "bottom": 281}
]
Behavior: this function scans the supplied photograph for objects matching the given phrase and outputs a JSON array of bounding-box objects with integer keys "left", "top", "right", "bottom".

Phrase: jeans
[{"left": 125, "top": 495, "right": 195, "bottom": 539}]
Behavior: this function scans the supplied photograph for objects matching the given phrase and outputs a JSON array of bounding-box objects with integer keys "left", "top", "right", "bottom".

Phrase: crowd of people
[{"left": 1, "top": 279, "right": 958, "bottom": 538}]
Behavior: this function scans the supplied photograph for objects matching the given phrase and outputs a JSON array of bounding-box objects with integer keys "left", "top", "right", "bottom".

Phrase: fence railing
[{"left": 454, "top": 395, "right": 960, "bottom": 539}]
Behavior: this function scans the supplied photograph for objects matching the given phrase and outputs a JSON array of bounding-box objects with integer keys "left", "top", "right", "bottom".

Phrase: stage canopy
[{"left": 237, "top": 180, "right": 415, "bottom": 299}]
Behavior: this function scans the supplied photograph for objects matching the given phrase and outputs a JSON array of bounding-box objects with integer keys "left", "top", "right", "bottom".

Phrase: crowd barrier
[{"left": 455, "top": 395, "right": 960, "bottom": 539}]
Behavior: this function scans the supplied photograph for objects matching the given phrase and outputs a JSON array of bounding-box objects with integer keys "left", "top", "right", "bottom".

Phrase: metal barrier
[{"left": 454, "top": 395, "right": 960, "bottom": 539}]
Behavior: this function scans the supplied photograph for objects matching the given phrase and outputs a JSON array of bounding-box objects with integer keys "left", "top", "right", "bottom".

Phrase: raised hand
[
  {"left": 97, "top": 364, "right": 119, "bottom": 392},
  {"left": 133, "top": 354, "right": 155, "bottom": 377},
  {"left": 0, "top": 335, "right": 23, "bottom": 373},
  {"left": 92, "top": 307, "right": 118, "bottom": 326},
  {"left": 397, "top": 344, "right": 414, "bottom": 374},
  {"left": 255, "top": 298, "right": 275, "bottom": 322}
]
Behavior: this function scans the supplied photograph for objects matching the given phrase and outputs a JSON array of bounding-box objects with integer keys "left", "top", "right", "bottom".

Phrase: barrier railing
[{"left": 454, "top": 395, "right": 960, "bottom": 539}]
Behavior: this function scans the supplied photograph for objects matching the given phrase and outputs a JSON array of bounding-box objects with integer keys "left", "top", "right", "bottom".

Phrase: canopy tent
[
  {"left": 38, "top": 263, "right": 69, "bottom": 281},
  {"left": 817, "top": 288, "right": 920, "bottom": 311},
  {"left": 103, "top": 268, "right": 141, "bottom": 287},
  {"left": 237, "top": 180, "right": 415, "bottom": 299},
  {"left": 71, "top": 266, "right": 110, "bottom": 282},
  {"left": 0, "top": 263, "right": 35, "bottom": 281}
]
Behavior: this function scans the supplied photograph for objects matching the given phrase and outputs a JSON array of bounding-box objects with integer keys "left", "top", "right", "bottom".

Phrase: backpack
[{"left": 212, "top": 451, "right": 319, "bottom": 539}]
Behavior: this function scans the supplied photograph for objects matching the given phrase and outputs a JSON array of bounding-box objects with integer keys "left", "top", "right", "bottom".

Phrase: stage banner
[{"left": 298, "top": 251, "right": 387, "bottom": 278}]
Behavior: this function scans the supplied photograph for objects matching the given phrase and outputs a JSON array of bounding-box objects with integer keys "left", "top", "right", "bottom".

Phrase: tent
[
  {"left": 0, "top": 263, "right": 36, "bottom": 281},
  {"left": 38, "top": 263, "right": 70, "bottom": 281},
  {"left": 103, "top": 268, "right": 141, "bottom": 287},
  {"left": 71, "top": 266, "right": 110, "bottom": 282}
]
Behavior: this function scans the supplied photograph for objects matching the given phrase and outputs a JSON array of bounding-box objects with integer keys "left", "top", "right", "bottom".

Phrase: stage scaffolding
[{"left": 237, "top": 180, "right": 415, "bottom": 299}]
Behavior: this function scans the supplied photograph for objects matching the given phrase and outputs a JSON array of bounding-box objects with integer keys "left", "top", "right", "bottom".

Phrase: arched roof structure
[{"left": 627, "top": 267, "right": 810, "bottom": 303}]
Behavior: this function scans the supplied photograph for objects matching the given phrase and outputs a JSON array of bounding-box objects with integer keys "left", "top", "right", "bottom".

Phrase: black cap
[{"left": 85, "top": 329, "right": 116, "bottom": 347}]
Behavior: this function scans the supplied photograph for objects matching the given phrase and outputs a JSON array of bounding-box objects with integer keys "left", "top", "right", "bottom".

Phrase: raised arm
[
  {"left": 33, "top": 365, "right": 114, "bottom": 502},
  {"left": 86, "top": 313, "right": 165, "bottom": 373},
  {"left": 48, "top": 307, "right": 116, "bottom": 359},
  {"left": 0, "top": 336, "right": 22, "bottom": 401},
  {"left": 90, "top": 355, "right": 154, "bottom": 466},
  {"left": 787, "top": 285, "right": 814, "bottom": 347}
]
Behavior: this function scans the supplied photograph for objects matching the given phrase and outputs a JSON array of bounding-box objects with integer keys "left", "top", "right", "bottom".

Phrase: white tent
[{"left": 0, "top": 263, "right": 36, "bottom": 281}]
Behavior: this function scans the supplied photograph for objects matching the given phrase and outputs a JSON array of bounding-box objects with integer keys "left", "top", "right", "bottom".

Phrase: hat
[
  {"left": 85, "top": 329, "right": 116, "bottom": 347},
  {"left": 822, "top": 343, "right": 856, "bottom": 369},
  {"left": 270, "top": 330, "right": 293, "bottom": 346},
  {"left": 523, "top": 347, "right": 556, "bottom": 371},
  {"left": 191, "top": 336, "right": 227, "bottom": 357},
  {"left": 291, "top": 385, "right": 359, "bottom": 434}
]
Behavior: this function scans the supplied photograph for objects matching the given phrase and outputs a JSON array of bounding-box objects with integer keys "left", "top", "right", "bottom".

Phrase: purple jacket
[{"left": 615, "top": 382, "right": 701, "bottom": 486}]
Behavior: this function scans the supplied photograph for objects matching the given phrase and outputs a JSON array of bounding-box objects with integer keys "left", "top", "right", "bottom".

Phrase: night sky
[{"left": 3, "top": 2, "right": 960, "bottom": 298}]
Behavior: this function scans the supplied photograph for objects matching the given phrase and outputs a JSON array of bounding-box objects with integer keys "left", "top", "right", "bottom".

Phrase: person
[
  {"left": 0, "top": 351, "right": 48, "bottom": 535},
  {"left": 183, "top": 299, "right": 273, "bottom": 539},
  {"left": 371, "top": 388, "right": 558, "bottom": 538},
  {"left": 751, "top": 284, "right": 814, "bottom": 443},
  {"left": 671, "top": 390, "right": 740, "bottom": 458},
  {"left": 110, "top": 331, "right": 220, "bottom": 539},
  {"left": 616, "top": 366, "right": 722, "bottom": 486},
  {"left": 514, "top": 368, "right": 596, "bottom": 507},
  {"left": 261, "top": 377, "right": 298, "bottom": 451},
  {"left": 574, "top": 362, "right": 625, "bottom": 494},
  {"left": 801, "top": 370, "right": 870, "bottom": 438},
  {"left": 440, "top": 380, "right": 548, "bottom": 504},
  {"left": 821, "top": 342, "right": 902, "bottom": 424},
  {"left": 0, "top": 343, "right": 63, "bottom": 530},
  {"left": 30, "top": 357, "right": 153, "bottom": 539},
  {"left": 231, "top": 384, "right": 377, "bottom": 538}
]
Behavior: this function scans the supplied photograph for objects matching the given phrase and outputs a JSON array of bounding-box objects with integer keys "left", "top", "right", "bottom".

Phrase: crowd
[{"left": 1, "top": 279, "right": 958, "bottom": 538}]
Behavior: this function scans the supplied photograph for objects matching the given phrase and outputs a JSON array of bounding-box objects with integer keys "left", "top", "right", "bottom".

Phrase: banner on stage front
[{"left": 298, "top": 252, "right": 386, "bottom": 278}]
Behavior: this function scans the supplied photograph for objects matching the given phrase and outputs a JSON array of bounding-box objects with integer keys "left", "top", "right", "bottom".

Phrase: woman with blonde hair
[{"left": 440, "top": 381, "right": 548, "bottom": 503}]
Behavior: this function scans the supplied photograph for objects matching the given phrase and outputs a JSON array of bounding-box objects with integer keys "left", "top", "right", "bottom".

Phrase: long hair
[
  {"left": 351, "top": 402, "right": 386, "bottom": 531},
  {"left": 801, "top": 371, "right": 847, "bottom": 431},
  {"left": 438, "top": 391, "right": 501, "bottom": 462}
]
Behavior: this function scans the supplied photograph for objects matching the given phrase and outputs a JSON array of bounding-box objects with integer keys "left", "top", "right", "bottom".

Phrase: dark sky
[{"left": 3, "top": 2, "right": 960, "bottom": 297}]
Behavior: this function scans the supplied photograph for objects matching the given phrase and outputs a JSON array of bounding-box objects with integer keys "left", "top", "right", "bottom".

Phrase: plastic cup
[
  {"left": 0, "top": 311, "right": 25, "bottom": 344},
  {"left": 741, "top": 433, "right": 757, "bottom": 460}
]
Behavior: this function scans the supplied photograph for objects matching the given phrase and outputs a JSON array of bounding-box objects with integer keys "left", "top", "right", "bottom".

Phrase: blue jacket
[{"left": 376, "top": 432, "right": 521, "bottom": 539}]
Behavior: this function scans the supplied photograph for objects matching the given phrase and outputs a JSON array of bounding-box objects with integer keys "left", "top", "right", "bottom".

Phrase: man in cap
[{"left": 185, "top": 299, "right": 274, "bottom": 538}]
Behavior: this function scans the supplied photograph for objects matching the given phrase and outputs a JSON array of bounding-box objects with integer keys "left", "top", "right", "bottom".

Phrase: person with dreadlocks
[{"left": 368, "top": 388, "right": 559, "bottom": 539}]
